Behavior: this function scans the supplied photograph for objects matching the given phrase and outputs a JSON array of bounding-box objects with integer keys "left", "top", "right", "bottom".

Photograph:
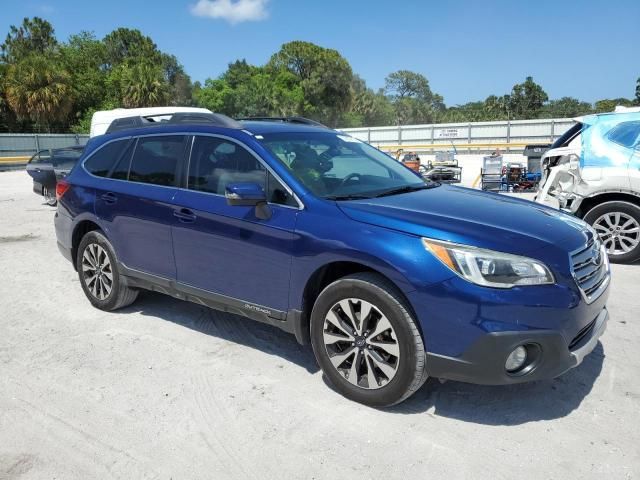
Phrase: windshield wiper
[
  {"left": 325, "top": 194, "right": 372, "bottom": 201},
  {"left": 374, "top": 184, "right": 435, "bottom": 198}
]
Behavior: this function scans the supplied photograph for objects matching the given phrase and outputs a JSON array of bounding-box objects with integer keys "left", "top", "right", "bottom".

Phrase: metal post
[
  {"left": 367, "top": 128, "right": 371, "bottom": 144},
  {"left": 398, "top": 125, "right": 402, "bottom": 146},
  {"left": 506, "top": 121, "right": 511, "bottom": 154},
  {"left": 468, "top": 123, "right": 472, "bottom": 153},
  {"left": 430, "top": 125, "right": 435, "bottom": 144},
  {"left": 34, "top": 134, "right": 40, "bottom": 152},
  {"left": 550, "top": 120, "right": 555, "bottom": 142}
]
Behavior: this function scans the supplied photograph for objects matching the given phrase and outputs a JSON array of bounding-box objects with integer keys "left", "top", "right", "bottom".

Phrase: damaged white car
[{"left": 536, "top": 107, "right": 640, "bottom": 263}]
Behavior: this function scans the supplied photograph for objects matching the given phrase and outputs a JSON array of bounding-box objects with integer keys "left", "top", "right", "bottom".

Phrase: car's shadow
[
  {"left": 125, "top": 291, "right": 319, "bottom": 373},
  {"left": 127, "top": 291, "right": 605, "bottom": 425}
]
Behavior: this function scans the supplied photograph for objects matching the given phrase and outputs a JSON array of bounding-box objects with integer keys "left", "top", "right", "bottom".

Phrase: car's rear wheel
[
  {"left": 76, "top": 231, "right": 139, "bottom": 310},
  {"left": 310, "top": 272, "right": 427, "bottom": 407},
  {"left": 43, "top": 186, "right": 57, "bottom": 206},
  {"left": 584, "top": 201, "right": 640, "bottom": 264}
]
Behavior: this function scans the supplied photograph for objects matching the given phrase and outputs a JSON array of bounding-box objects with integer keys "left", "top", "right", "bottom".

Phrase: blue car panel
[{"left": 171, "top": 188, "right": 298, "bottom": 311}]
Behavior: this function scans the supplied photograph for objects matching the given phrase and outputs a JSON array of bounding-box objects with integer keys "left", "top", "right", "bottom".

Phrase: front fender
[{"left": 288, "top": 206, "right": 455, "bottom": 311}]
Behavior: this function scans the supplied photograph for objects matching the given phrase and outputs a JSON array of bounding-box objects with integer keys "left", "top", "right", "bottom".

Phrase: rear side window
[
  {"left": 110, "top": 140, "right": 136, "bottom": 180},
  {"left": 84, "top": 140, "right": 130, "bottom": 177},
  {"left": 129, "top": 135, "right": 187, "bottom": 186},
  {"left": 607, "top": 121, "right": 640, "bottom": 148}
]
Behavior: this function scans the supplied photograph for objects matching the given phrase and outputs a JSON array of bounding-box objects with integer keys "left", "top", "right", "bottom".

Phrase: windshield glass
[{"left": 259, "top": 131, "right": 431, "bottom": 199}]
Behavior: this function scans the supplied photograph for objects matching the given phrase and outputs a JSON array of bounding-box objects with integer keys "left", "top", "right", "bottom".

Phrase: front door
[{"left": 171, "top": 135, "right": 299, "bottom": 313}]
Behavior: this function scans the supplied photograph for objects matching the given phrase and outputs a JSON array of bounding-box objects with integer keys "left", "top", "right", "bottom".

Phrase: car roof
[
  {"left": 95, "top": 120, "right": 334, "bottom": 142},
  {"left": 239, "top": 120, "right": 334, "bottom": 135}
]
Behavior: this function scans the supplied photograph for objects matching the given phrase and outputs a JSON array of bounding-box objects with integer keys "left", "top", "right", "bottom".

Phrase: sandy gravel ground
[{"left": 0, "top": 170, "right": 639, "bottom": 480}]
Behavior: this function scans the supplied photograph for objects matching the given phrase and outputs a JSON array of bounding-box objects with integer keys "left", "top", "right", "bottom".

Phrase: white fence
[
  {"left": 341, "top": 118, "right": 575, "bottom": 153},
  {"left": 0, "top": 133, "right": 89, "bottom": 159}
]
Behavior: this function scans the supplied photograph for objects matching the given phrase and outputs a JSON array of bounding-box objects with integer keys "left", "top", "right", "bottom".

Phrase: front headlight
[{"left": 422, "top": 238, "right": 554, "bottom": 288}]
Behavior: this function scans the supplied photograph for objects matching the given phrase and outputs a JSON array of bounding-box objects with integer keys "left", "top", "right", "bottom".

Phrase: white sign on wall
[{"left": 436, "top": 128, "right": 461, "bottom": 139}]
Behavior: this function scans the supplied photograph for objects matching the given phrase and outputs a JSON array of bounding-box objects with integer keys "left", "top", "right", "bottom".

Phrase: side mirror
[{"left": 225, "top": 182, "right": 267, "bottom": 207}]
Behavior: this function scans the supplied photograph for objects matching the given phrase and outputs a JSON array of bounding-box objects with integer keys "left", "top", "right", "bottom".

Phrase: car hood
[{"left": 337, "top": 185, "right": 591, "bottom": 255}]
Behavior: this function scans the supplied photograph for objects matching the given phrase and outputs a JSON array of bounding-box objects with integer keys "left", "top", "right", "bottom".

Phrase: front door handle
[
  {"left": 173, "top": 208, "right": 197, "bottom": 223},
  {"left": 100, "top": 192, "right": 117, "bottom": 204}
]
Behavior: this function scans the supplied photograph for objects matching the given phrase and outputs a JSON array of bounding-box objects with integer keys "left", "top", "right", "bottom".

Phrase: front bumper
[{"left": 426, "top": 307, "right": 608, "bottom": 385}]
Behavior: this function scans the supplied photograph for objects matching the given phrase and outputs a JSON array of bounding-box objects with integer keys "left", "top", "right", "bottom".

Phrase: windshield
[{"left": 259, "top": 131, "right": 432, "bottom": 199}]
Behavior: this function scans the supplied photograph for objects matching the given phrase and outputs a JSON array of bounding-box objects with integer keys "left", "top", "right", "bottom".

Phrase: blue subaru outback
[{"left": 54, "top": 113, "right": 610, "bottom": 406}]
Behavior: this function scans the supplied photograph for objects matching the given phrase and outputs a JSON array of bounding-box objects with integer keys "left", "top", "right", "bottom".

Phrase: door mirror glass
[{"left": 225, "top": 182, "right": 267, "bottom": 206}]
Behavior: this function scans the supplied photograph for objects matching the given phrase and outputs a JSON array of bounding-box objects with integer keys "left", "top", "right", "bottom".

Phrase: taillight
[{"left": 56, "top": 180, "right": 70, "bottom": 200}]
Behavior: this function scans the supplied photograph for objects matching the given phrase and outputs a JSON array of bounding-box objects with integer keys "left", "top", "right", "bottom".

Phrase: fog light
[{"left": 505, "top": 346, "right": 527, "bottom": 372}]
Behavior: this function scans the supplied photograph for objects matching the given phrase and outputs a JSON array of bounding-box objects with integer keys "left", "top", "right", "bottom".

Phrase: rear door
[
  {"left": 171, "top": 135, "right": 299, "bottom": 313},
  {"left": 610, "top": 121, "right": 640, "bottom": 190},
  {"left": 93, "top": 134, "right": 189, "bottom": 279}
]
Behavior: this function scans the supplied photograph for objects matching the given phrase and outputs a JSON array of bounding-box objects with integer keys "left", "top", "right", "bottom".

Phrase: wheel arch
[
  {"left": 71, "top": 219, "right": 104, "bottom": 270},
  {"left": 294, "top": 260, "right": 422, "bottom": 345},
  {"left": 577, "top": 191, "right": 640, "bottom": 218}
]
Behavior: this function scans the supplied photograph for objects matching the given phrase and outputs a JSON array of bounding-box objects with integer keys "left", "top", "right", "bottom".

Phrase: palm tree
[
  {"left": 121, "top": 62, "right": 170, "bottom": 108},
  {"left": 5, "top": 55, "right": 73, "bottom": 131}
]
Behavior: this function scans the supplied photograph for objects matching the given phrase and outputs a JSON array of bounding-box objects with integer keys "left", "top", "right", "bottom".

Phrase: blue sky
[{"left": 2, "top": 0, "right": 639, "bottom": 105}]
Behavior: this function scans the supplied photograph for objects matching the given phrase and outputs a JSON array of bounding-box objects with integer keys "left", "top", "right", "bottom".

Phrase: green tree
[
  {"left": 594, "top": 98, "right": 634, "bottom": 113},
  {"left": 1, "top": 17, "right": 57, "bottom": 63},
  {"left": 507, "top": 76, "right": 548, "bottom": 119},
  {"left": 60, "top": 32, "right": 108, "bottom": 124},
  {"left": 161, "top": 53, "right": 193, "bottom": 106},
  {"left": 541, "top": 97, "right": 592, "bottom": 118},
  {"left": 384, "top": 70, "right": 443, "bottom": 124},
  {"left": 4, "top": 54, "right": 73, "bottom": 131},
  {"left": 103, "top": 28, "right": 159, "bottom": 68},
  {"left": 635, "top": 78, "right": 640, "bottom": 106},
  {"left": 120, "top": 62, "right": 170, "bottom": 108},
  {"left": 269, "top": 41, "right": 353, "bottom": 126}
]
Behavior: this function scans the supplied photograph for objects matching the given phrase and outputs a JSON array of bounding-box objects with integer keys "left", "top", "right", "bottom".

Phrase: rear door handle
[
  {"left": 173, "top": 208, "right": 197, "bottom": 223},
  {"left": 100, "top": 192, "right": 117, "bottom": 204}
]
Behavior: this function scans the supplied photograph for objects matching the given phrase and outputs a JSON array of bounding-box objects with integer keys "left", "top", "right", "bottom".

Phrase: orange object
[{"left": 403, "top": 159, "right": 420, "bottom": 172}]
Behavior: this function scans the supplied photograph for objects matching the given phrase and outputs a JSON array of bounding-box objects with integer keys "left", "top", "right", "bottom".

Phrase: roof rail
[
  {"left": 236, "top": 116, "right": 328, "bottom": 128},
  {"left": 105, "top": 112, "right": 243, "bottom": 135}
]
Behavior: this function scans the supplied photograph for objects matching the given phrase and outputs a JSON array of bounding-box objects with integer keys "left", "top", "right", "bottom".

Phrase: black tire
[
  {"left": 583, "top": 201, "right": 640, "bottom": 264},
  {"left": 310, "top": 272, "right": 427, "bottom": 407},
  {"left": 76, "top": 230, "right": 139, "bottom": 310}
]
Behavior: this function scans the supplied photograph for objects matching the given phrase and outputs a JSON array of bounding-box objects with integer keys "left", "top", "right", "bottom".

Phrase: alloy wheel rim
[
  {"left": 593, "top": 212, "right": 640, "bottom": 256},
  {"left": 322, "top": 298, "right": 400, "bottom": 390},
  {"left": 82, "top": 243, "right": 113, "bottom": 300}
]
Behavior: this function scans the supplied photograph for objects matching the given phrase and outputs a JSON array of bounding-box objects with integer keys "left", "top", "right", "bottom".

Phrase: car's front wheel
[
  {"left": 310, "top": 272, "right": 427, "bottom": 407},
  {"left": 584, "top": 201, "right": 640, "bottom": 264},
  {"left": 76, "top": 231, "right": 139, "bottom": 310}
]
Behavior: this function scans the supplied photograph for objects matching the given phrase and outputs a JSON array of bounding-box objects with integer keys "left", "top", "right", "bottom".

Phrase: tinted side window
[
  {"left": 608, "top": 121, "right": 640, "bottom": 148},
  {"left": 267, "top": 172, "right": 298, "bottom": 207},
  {"left": 110, "top": 140, "right": 136, "bottom": 180},
  {"left": 129, "top": 135, "right": 187, "bottom": 186},
  {"left": 84, "top": 140, "right": 130, "bottom": 177},
  {"left": 50, "top": 149, "right": 83, "bottom": 170},
  {"left": 188, "top": 136, "right": 265, "bottom": 195}
]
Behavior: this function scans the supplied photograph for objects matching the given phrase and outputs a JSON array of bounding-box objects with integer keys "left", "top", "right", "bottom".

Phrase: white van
[{"left": 90, "top": 107, "right": 212, "bottom": 137}]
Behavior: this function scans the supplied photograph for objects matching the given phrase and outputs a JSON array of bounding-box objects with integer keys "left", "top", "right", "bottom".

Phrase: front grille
[
  {"left": 568, "top": 318, "right": 596, "bottom": 350},
  {"left": 570, "top": 237, "right": 609, "bottom": 303}
]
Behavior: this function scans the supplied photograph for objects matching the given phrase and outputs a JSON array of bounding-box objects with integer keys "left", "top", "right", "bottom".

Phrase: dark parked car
[
  {"left": 26, "top": 146, "right": 85, "bottom": 205},
  {"left": 54, "top": 113, "right": 609, "bottom": 407}
]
